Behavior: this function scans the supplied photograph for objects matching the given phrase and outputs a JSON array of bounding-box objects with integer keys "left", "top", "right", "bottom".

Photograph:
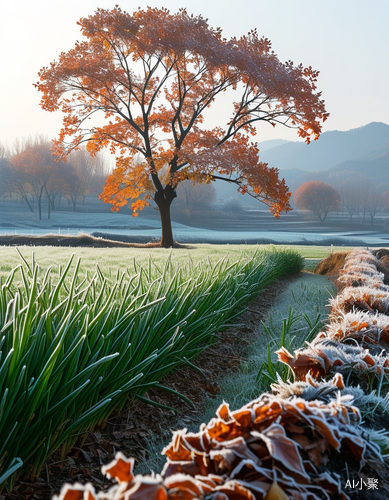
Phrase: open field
[
  {"left": 2, "top": 201, "right": 389, "bottom": 246},
  {"left": 63, "top": 249, "right": 389, "bottom": 499},
  {"left": 0, "top": 243, "right": 349, "bottom": 276}
]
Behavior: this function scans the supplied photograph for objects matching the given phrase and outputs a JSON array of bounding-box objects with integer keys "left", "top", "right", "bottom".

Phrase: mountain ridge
[{"left": 258, "top": 122, "right": 389, "bottom": 172}]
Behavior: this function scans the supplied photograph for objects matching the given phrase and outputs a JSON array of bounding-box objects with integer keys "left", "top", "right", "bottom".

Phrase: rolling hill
[
  {"left": 211, "top": 122, "right": 389, "bottom": 205},
  {"left": 258, "top": 121, "right": 389, "bottom": 172}
]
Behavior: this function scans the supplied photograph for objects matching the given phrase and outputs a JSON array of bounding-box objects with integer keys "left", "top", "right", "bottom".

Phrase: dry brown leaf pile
[
  {"left": 54, "top": 390, "right": 377, "bottom": 500},
  {"left": 279, "top": 249, "right": 389, "bottom": 384}
]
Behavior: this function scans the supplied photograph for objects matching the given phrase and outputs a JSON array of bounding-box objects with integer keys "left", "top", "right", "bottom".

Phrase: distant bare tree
[
  {"left": 337, "top": 176, "right": 365, "bottom": 221},
  {"left": 8, "top": 169, "right": 35, "bottom": 211},
  {"left": 174, "top": 181, "right": 216, "bottom": 220},
  {"left": 0, "top": 157, "right": 12, "bottom": 200},
  {"left": 364, "top": 183, "right": 383, "bottom": 225},
  {"left": 382, "top": 190, "right": 389, "bottom": 210},
  {"left": 10, "top": 138, "right": 58, "bottom": 219},
  {"left": 64, "top": 148, "right": 111, "bottom": 210},
  {"left": 0, "top": 142, "right": 9, "bottom": 159},
  {"left": 336, "top": 175, "right": 382, "bottom": 224}
]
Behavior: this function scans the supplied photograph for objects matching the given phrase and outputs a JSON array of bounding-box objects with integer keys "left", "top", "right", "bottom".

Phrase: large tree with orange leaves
[{"left": 36, "top": 6, "right": 328, "bottom": 247}]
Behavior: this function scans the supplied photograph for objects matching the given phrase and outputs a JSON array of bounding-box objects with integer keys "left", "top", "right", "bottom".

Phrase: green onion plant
[{"left": 0, "top": 246, "right": 303, "bottom": 491}]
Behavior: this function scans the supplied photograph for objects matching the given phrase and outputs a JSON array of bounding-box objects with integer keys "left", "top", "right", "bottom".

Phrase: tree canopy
[
  {"left": 293, "top": 180, "right": 340, "bottom": 222},
  {"left": 36, "top": 6, "right": 329, "bottom": 246}
]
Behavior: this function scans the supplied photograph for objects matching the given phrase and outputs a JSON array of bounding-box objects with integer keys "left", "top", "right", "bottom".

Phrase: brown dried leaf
[
  {"left": 231, "top": 408, "right": 253, "bottom": 430},
  {"left": 163, "top": 430, "right": 192, "bottom": 462},
  {"left": 217, "top": 402, "right": 231, "bottom": 422},
  {"left": 101, "top": 452, "right": 134, "bottom": 483},
  {"left": 312, "top": 471, "right": 341, "bottom": 494},
  {"left": 164, "top": 473, "right": 203, "bottom": 499},
  {"left": 54, "top": 483, "right": 97, "bottom": 500},
  {"left": 341, "top": 435, "right": 366, "bottom": 463},
  {"left": 264, "top": 480, "right": 289, "bottom": 500},
  {"left": 253, "top": 424, "right": 308, "bottom": 477},
  {"left": 125, "top": 479, "right": 168, "bottom": 500},
  {"left": 306, "top": 416, "right": 341, "bottom": 450},
  {"left": 214, "top": 479, "right": 255, "bottom": 500}
]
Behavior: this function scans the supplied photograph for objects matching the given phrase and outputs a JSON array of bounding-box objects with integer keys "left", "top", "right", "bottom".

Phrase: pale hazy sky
[{"left": 1, "top": 0, "right": 388, "bottom": 150}]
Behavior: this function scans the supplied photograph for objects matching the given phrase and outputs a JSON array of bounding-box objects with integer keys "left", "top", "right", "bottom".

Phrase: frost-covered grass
[
  {"left": 0, "top": 244, "right": 260, "bottom": 276},
  {"left": 0, "top": 243, "right": 349, "bottom": 276},
  {"left": 200, "top": 273, "right": 336, "bottom": 416}
]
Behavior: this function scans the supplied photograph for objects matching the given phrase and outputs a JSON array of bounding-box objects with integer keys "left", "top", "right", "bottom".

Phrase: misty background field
[{"left": 2, "top": 122, "right": 389, "bottom": 248}]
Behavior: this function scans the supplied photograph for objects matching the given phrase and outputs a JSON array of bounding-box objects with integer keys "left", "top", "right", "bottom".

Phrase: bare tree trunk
[
  {"left": 45, "top": 186, "right": 51, "bottom": 219},
  {"left": 23, "top": 195, "right": 34, "bottom": 212},
  {"left": 70, "top": 195, "right": 77, "bottom": 211},
  {"left": 154, "top": 185, "right": 176, "bottom": 248},
  {"left": 13, "top": 184, "right": 34, "bottom": 212},
  {"left": 50, "top": 192, "right": 56, "bottom": 211},
  {"left": 37, "top": 193, "right": 42, "bottom": 220}
]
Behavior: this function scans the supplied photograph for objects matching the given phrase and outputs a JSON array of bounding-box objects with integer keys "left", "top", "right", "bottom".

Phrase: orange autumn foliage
[
  {"left": 35, "top": 6, "right": 329, "bottom": 246},
  {"left": 293, "top": 181, "right": 340, "bottom": 223},
  {"left": 54, "top": 393, "right": 367, "bottom": 500}
]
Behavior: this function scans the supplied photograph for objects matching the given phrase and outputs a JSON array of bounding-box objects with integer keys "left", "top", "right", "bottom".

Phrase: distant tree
[
  {"left": 0, "top": 144, "right": 11, "bottom": 200},
  {"left": 337, "top": 174, "right": 374, "bottom": 222},
  {"left": 0, "top": 142, "right": 9, "bottom": 160},
  {"left": 221, "top": 197, "right": 243, "bottom": 214},
  {"left": 342, "top": 177, "right": 361, "bottom": 221},
  {"left": 8, "top": 168, "right": 35, "bottom": 211},
  {"left": 10, "top": 139, "right": 60, "bottom": 219},
  {"left": 293, "top": 181, "right": 340, "bottom": 222},
  {"left": 382, "top": 190, "right": 389, "bottom": 210},
  {"left": 174, "top": 181, "right": 216, "bottom": 219},
  {"left": 0, "top": 158, "right": 12, "bottom": 201},
  {"left": 365, "top": 187, "right": 383, "bottom": 226},
  {"left": 45, "top": 165, "right": 69, "bottom": 213},
  {"left": 36, "top": 6, "right": 328, "bottom": 247},
  {"left": 64, "top": 149, "right": 94, "bottom": 211}
]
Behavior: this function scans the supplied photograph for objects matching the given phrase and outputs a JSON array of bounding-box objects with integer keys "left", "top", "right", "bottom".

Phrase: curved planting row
[
  {"left": 279, "top": 249, "right": 389, "bottom": 384},
  {"left": 0, "top": 247, "right": 303, "bottom": 492},
  {"left": 54, "top": 248, "right": 389, "bottom": 499}
]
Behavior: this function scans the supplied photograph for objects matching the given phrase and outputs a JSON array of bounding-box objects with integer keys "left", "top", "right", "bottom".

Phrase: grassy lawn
[{"left": 0, "top": 243, "right": 348, "bottom": 277}]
